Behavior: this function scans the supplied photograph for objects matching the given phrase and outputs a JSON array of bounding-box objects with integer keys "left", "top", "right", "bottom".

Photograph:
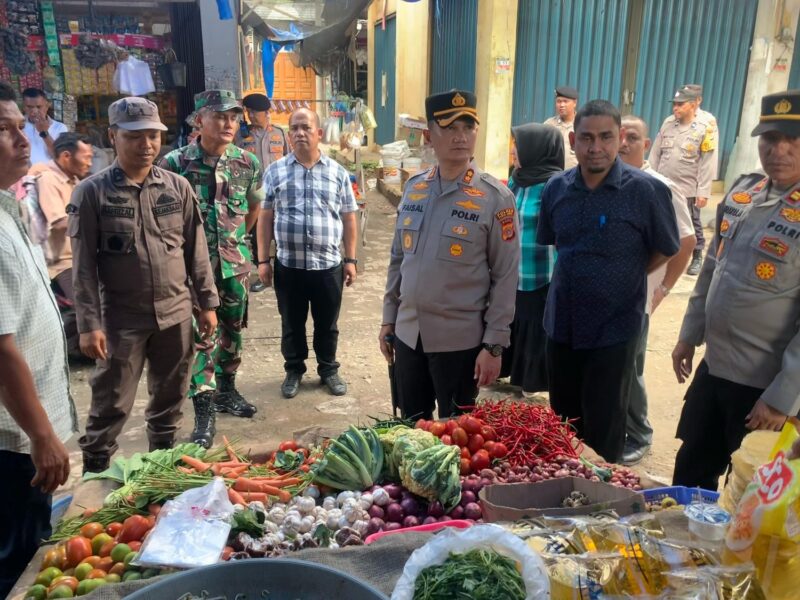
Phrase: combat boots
[
  {"left": 191, "top": 391, "right": 216, "bottom": 448},
  {"left": 148, "top": 438, "right": 174, "bottom": 452},
  {"left": 82, "top": 453, "right": 110, "bottom": 474},
  {"left": 686, "top": 249, "right": 703, "bottom": 276},
  {"left": 214, "top": 374, "right": 257, "bottom": 417}
]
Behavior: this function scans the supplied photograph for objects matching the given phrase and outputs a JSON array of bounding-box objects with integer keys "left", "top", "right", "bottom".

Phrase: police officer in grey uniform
[
  {"left": 660, "top": 83, "right": 720, "bottom": 181},
  {"left": 650, "top": 85, "right": 718, "bottom": 275},
  {"left": 671, "top": 90, "right": 800, "bottom": 490},
  {"left": 544, "top": 86, "right": 579, "bottom": 170},
  {"left": 379, "top": 90, "right": 519, "bottom": 419},
  {"left": 69, "top": 97, "right": 219, "bottom": 472}
]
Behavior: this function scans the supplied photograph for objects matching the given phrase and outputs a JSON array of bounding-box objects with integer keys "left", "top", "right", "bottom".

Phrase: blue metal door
[
  {"left": 513, "top": 0, "right": 632, "bottom": 125},
  {"left": 634, "top": 0, "right": 758, "bottom": 177},
  {"left": 789, "top": 16, "right": 800, "bottom": 89},
  {"left": 374, "top": 16, "right": 397, "bottom": 145},
  {"left": 429, "top": 0, "right": 478, "bottom": 94}
]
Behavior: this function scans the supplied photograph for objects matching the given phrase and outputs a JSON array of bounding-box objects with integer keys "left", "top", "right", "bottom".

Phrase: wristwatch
[
  {"left": 39, "top": 131, "right": 49, "bottom": 139},
  {"left": 343, "top": 257, "right": 358, "bottom": 265},
  {"left": 482, "top": 343, "right": 504, "bottom": 357}
]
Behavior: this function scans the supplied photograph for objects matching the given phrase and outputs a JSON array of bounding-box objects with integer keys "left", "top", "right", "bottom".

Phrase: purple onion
[
  {"left": 438, "top": 516, "right": 452, "bottom": 523},
  {"left": 384, "top": 521, "right": 402, "bottom": 531},
  {"left": 385, "top": 502, "right": 405, "bottom": 523},
  {"left": 461, "top": 478, "right": 482, "bottom": 494},
  {"left": 368, "top": 505, "right": 385, "bottom": 520},
  {"left": 383, "top": 484, "right": 403, "bottom": 500},
  {"left": 422, "top": 516, "right": 438, "bottom": 525},
  {"left": 402, "top": 515, "right": 420, "bottom": 528},
  {"left": 463, "top": 502, "right": 482, "bottom": 520},
  {"left": 400, "top": 496, "right": 420, "bottom": 516},
  {"left": 460, "top": 491, "right": 477, "bottom": 506},
  {"left": 448, "top": 505, "right": 465, "bottom": 519},
  {"left": 366, "top": 517, "right": 385, "bottom": 535},
  {"left": 427, "top": 501, "right": 445, "bottom": 518}
]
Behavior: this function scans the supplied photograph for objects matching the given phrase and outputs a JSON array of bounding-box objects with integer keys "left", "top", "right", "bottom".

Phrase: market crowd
[{"left": 1, "top": 78, "right": 800, "bottom": 597}]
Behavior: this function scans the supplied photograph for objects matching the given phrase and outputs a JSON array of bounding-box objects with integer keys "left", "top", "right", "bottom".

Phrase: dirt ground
[{"left": 59, "top": 188, "right": 716, "bottom": 496}]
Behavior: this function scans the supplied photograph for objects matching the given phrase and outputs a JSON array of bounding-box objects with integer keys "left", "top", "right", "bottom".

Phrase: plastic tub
[
  {"left": 403, "top": 157, "right": 422, "bottom": 171},
  {"left": 684, "top": 502, "right": 731, "bottom": 541},
  {"left": 364, "top": 518, "right": 473, "bottom": 545},
  {"left": 382, "top": 156, "right": 402, "bottom": 183}
]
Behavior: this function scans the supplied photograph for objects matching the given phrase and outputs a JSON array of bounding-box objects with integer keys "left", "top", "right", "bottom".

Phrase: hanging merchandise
[
  {"left": 323, "top": 115, "right": 341, "bottom": 145},
  {"left": 357, "top": 99, "right": 377, "bottom": 131},
  {"left": 0, "top": 27, "right": 37, "bottom": 75},
  {"left": 157, "top": 48, "right": 187, "bottom": 89},
  {"left": 74, "top": 34, "right": 117, "bottom": 70},
  {"left": 114, "top": 54, "right": 156, "bottom": 96}
]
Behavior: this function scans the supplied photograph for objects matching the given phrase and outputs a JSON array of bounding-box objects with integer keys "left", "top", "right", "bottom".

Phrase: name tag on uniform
[
  {"left": 153, "top": 202, "right": 181, "bottom": 217},
  {"left": 101, "top": 205, "right": 134, "bottom": 218}
]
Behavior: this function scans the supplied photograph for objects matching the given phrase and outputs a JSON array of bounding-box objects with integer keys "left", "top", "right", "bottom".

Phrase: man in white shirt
[{"left": 22, "top": 88, "right": 68, "bottom": 165}]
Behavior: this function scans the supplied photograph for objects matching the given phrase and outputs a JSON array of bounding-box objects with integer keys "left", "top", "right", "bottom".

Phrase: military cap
[
  {"left": 108, "top": 97, "right": 167, "bottom": 131},
  {"left": 194, "top": 89, "right": 242, "bottom": 113},
  {"left": 751, "top": 90, "right": 800, "bottom": 137},
  {"left": 242, "top": 93, "right": 271, "bottom": 112},
  {"left": 669, "top": 85, "right": 699, "bottom": 103},
  {"left": 555, "top": 86, "right": 579, "bottom": 100},
  {"left": 425, "top": 89, "right": 479, "bottom": 127},
  {"left": 685, "top": 83, "right": 703, "bottom": 97}
]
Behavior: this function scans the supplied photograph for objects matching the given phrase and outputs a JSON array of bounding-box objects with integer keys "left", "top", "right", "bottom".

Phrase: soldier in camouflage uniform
[{"left": 160, "top": 90, "right": 264, "bottom": 447}]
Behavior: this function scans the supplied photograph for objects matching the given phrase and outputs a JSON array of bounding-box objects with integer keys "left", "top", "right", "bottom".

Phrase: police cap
[
  {"left": 555, "top": 86, "right": 578, "bottom": 100},
  {"left": 751, "top": 90, "right": 800, "bottom": 138},
  {"left": 669, "top": 85, "right": 699, "bottom": 103},
  {"left": 425, "top": 89, "right": 479, "bottom": 127},
  {"left": 243, "top": 93, "right": 271, "bottom": 112}
]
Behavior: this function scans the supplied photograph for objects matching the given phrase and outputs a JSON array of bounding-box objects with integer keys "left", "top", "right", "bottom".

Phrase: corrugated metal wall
[
  {"left": 512, "top": 0, "right": 632, "bottom": 125},
  {"left": 429, "top": 0, "right": 478, "bottom": 94},
  {"left": 635, "top": 0, "right": 758, "bottom": 176}
]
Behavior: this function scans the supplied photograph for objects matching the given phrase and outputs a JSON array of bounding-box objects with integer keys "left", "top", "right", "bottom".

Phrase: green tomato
[
  {"left": 46, "top": 585, "right": 74, "bottom": 599},
  {"left": 109, "top": 543, "right": 131, "bottom": 564},
  {"left": 73, "top": 563, "right": 92, "bottom": 582},
  {"left": 35, "top": 567, "right": 63, "bottom": 587},
  {"left": 121, "top": 571, "right": 142, "bottom": 582},
  {"left": 140, "top": 568, "right": 160, "bottom": 579},
  {"left": 24, "top": 584, "right": 48, "bottom": 600},
  {"left": 123, "top": 551, "right": 138, "bottom": 567}
]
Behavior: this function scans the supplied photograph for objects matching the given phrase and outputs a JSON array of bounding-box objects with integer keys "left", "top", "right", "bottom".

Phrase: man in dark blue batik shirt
[{"left": 537, "top": 100, "right": 680, "bottom": 463}]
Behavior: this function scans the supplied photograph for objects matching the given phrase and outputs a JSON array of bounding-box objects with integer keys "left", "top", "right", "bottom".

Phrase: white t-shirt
[
  {"left": 24, "top": 119, "right": 68, "bottom": 166},
  {"left": 642, "top": 161, "right": 695, "bottom": 314}
]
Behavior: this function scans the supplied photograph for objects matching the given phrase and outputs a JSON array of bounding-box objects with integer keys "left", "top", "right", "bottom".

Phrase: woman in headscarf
[{"left": 502, "top": 123, "right": 564, "bottom": 395}]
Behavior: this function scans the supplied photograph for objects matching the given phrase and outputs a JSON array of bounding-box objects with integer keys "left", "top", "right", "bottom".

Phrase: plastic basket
[
  {"left": 643, "top": 486, "right": 719, "bottom": 505},
  {"left": 50, "top": 494, "right": 72, "bottom": 528}
]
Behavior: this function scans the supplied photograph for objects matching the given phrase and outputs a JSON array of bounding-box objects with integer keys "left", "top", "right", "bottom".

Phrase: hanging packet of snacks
[{"left": 722, "top": 422, "right": 800, "bottom": 599}]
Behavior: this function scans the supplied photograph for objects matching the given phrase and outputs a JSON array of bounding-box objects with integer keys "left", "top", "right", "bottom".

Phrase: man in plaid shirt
[{"left": 256, "top": 108, "right": 358, "bottom": 398}]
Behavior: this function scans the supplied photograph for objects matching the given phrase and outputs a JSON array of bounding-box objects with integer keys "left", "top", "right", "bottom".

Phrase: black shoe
[
  {"left": 191, "top": 391, "right": 216, "bottom": 448},
  {"left": 250, "top": 280, "right": 267, "bottom": 293},
  {"left": 321, "top": 373, "right": 347, "bottom": 396},
  {"left": 686, "top": 249, "right": 703, "bottom": 276},
  {"left": 214, "top": 374, "right": 257, "bottom": 417},
  {"left": 148, "top": 439, "right": 174, "bottom": 452},
  {"left": 281, "top": 372, "right": 302, "bottom": 398},
  {"left": 82, "top": 453, "right": 110, "bottom": 474},
  {"left": 621, "top": 443, "right": 650, "bottom": 466}
]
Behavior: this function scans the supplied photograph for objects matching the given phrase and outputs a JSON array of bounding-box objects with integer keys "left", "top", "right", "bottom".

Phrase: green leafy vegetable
[
  {"left": 413, "top": 548, "right": 526, "bottom": 600},
  {"left": 230, "top": 508, "right": 266, "bottom": 538}
]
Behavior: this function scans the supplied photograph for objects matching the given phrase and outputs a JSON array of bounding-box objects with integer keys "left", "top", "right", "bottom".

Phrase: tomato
[
  {"left": 98, "top": 541, "right": 116, "bottom": 558},
  {"left": 49, "top": 576, "right": 78, "bottom": 593},
  {"left": 490, "top": 442, "right": 509, "bottom": 459},
  {"left": 483, "top": 440, "right": 496, "bottom": 454},
  {"left": 96, "top": 556, "right": 114, "bottom": 573},
  {"left": 470, "top": 450, "right": 491, "bottom": 472},
  {"left": 78, "top": 556, "right": 101, "bottom": 568},
  {"left": 451, "top": 427, "right": 469, "bottom": 447},
  {"left": 126, "top": 541, "right": 142, "bottom": 552},
  {"left": 440, "top": 434, "right": 453, "bottom": 446},
  {"left": 461, "top": 416, "right": 482, "bottom": 435},
  {"left": 429, "top": 422, "right": 446, "bottom": 437},
  {"left": 74, "top": 563, "right": 93, "bottom": 582},
  {"left": 415, "top": 419, "right": 430, "bottom": 431},
  {"left": 46, "top": 584, "right": 74, "bottom": 598},
  {"left": 445, "top": 420, "right": 459, "bottom": 435},
  {"left": 105, "top": 573, "right": 121, "bottom": 584},
  {"left": 110, "top": 543, "right": 131, "bottom": 564},
  {"left": 105, "top": 522, "right": 122, "bottom": 537},
  {"left": 117, "top": 515, "right": 151, "bottom": 543},
  {"left": 479, "top": 425, "right": 496, "bottom": 442},
  {"left": 460, "top": 458, "right": 472, "bottom": 475},
  {"left": 79, "top": 523, "right": 105, "bottom": 540},
  {"left": 34, "top": 567, "right": 63, "bottom": 587},
  {"left": 42, "top": 548, "right": 65, "bottom": 570},
  {"left": 65, "top": 536, "right": 93, "bottom": 568},
  {"left": 81, "top": 508, "right": 98, "bottom": 519},
  {"left": 278, "top": 440, "right": 299, "bottom": 452},
  {"left": 460, "top": 446, "right": 471, "bottom": 459},
  {"left": 467, "top": 434, "right": 486, "bottom": 454},
  {"left": 26, "top": 584, "right": 47, "bottom": 600},
  {"left": 109, "top": 562, "right": 126, "bottom": 576},
  {"left": 90, "top": 533, "right": 112, "bottom": 555},
  {"left": 86, "top": 569, "right": 108, "bottom": 580}
]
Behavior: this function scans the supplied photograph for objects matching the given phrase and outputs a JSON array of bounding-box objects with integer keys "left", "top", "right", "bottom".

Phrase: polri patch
[
  {"left": 101, "top": 205, "right": 134, "bottom": 218},
  {"left": 462, "top": 187, "right": 485, "bottom": 198},
  {"left": 449, "top": 243, "right": 463, "bottom": 257},
  {"left": 720, "top": 219, "right": 730, "bottom": 233},
  {"left": 781, "top": 207, "right": 800, "bottom": 223},
  {"left": 407, "top": 193, "right": 427, "bottom": 201},
  {"left": 788, "top": 189, "right": 800, "bottom": 205},
  {"left": 412, "top": 182, "right": 429, "bottom": 191},
  {"left": 462, "top": 169, "right": 474, "bottom": 185},
  {"left": 403, "top": 233, "right": 413, "bottom": 250},
  {"left": 495, "top": 207, "right": 516, "bottom": 241},
  {"left": 755, "top": 261, "right": 776, "bottom": 280},
  {"left": 731, "top": 191, "right": 751, "bottom": 205},
  {"left": 759, "top": 237, "right": 789, "bottom": 258},
  {"left": 455, "top": 199, "right": 481, "bottom": 211},
  {"left": 451, "top": 224, "right": 468, "bottom": 236}
]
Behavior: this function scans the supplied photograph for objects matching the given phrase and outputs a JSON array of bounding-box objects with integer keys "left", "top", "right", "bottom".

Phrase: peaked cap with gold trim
[
  {"left": 752, "top": 90, "right": 800, "bottom": 137},
  {"left": 425, "top": 89, "right": 479, "bottom": 127}
]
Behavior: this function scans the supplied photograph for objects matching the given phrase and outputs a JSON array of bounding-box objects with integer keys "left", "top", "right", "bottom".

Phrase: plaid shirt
[
  {"left": 0, "top": 189, "right": 77, "bottom": 453},
  {"left": 262, "top": 152, "right": 358, "bottom": 270},
  {"left": 509, "top": 179, "right": 556, "bottom": 291}
]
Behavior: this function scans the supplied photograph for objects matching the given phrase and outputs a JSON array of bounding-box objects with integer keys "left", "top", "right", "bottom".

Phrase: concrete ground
[{"left": 58, "top": 188, "right": 721, "bottom": 495}]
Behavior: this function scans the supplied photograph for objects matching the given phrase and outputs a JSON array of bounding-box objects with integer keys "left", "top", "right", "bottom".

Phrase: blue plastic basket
[
  {"left": 643, "top": 486, "right": 719, "bottom": 505},
  {"left": 50, "top": 494, "right": 73, "bottom": 528}
]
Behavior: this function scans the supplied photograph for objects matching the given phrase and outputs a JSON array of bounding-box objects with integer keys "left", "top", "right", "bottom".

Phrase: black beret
[
  {"left": 425, "top": 89, "right": 479, "bottom": 127},
  {"left": 555, "top": 86, "right": 578, "bottom": 100},
  {"left": 242, "top": 93, "right": 271, "bottom": 112}
]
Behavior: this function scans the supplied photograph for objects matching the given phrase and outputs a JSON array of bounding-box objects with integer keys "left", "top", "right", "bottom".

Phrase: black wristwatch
[
  {"left": 343, "top": 257, "right": 358, "bottom": 265},
  {"left": 39, "top": 130, "right": 49, "bottom": 139},
  {"left": 482, "top": 343, "right": 504, "bottom": 357}
]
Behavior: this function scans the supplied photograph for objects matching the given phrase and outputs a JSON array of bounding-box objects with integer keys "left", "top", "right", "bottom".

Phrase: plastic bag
[
  {"left": 135, "top": 477, "right": 234, "bottom": 569},
  {"left": 541, "top": 552, "right": 628, "bottom": 599},
  {"left": 719, "top": 430, "right": 782, "bottom": 513},
  {"left": 391, "top": 523, "right": 549, "bottom": 600},
  {"left": 664, "top": 565, "right": 767, "bottom": 599}
]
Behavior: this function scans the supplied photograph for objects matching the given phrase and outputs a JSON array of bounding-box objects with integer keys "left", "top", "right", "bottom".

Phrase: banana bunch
[{"left": 312, "top": 426, "right": 384, "bottom": 491}]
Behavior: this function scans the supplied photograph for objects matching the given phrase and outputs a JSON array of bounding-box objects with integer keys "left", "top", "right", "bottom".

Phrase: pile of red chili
[{"left": 470, "top": 399, "right": 582, "bottom": 466}]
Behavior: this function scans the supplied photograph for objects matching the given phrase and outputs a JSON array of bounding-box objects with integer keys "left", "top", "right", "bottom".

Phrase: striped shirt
[
  {"left": 262, "top": 152, "right": 358, "bottom": 270},
  {"left": 0, "top": 189, "right": 77, "bottom": 453},
  {"left": 510, "top": 178, "right": 556, "bottom": 291}
]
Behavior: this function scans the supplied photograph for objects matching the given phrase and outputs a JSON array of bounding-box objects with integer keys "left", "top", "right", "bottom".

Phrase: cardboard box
[{"left": 479, "top": 477, "right": 646, "bottom": 521}]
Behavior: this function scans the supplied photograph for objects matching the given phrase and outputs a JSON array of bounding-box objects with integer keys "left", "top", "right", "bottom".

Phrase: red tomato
[
  {"left": 105, "top": 522, "right": 123, "bottom": 537},
  {"left": 479, "top": 425, "right": 497, "bottom": 441},
  {"left": 440, "top": 434, "right": 454, "bottom": 446},
  {"left": 429, "top": 422, "right": 446, "bottom": 437},
  {"left": 98, "top": 541, "right": 116, "bottom": 558},
  {"left": 483, "top": 440, "right": 496, "bottom": 454},
  {"left": 490, "top": 442, "right": 509, "bottom": 459},
  {"left": 460, "top": 458, "right": 472, "bottom": 475},
  {"left": 451, "top": 427, "right": 469, "bottom": 447},
  {"left": 457, "top": 415, "right": 470, "bottom": 429},
  {"left": 467, "top": 434, "right": 486, "bottom": 454},
  {"left": 460, "top": 446, "right": 471, "bottom": 459},
  {"left": 86, "top": 568, "right": 108, "bottom": 580},
  {"left": 461, "top": 416, "right": 482, "bottom": 435},
  {"left": 470, "top": 450, "right": 491, "bottom": 472},
  {"left": 127, "top": 541, "right": 142, "bottom": 552},
  {"left": 117, "top": 515, "right": 151, "bottom": 543},
  {"left": 415, "top": 419, "right": 430, "bottom": 431},
  {"left": 278, "top": 440, "right": 299, "bottom": 452},
  {"left": 445, "top": 420, "right": 459, "bottom": 435},
  {"left": 65, "top": 536, "right": 93, "bottom": 568},
  {"left": 79, "top": 523, "right": 105, "bottom": 540}
]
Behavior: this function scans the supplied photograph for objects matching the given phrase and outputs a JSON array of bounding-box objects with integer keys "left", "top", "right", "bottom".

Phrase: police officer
[
  {"left": 161, "top": 90, "right": 265, "bottom": 448},
  {"left": 379, "top": 90, "right": 519, "bottom": 419},
  {"left": 671, "top": 90, "right": 800, "bottom": 490},
  {"left": 543, "top": 86, "right": 579, "bottom": 169},
  {"left": 236, "top": 93, "right": 287, "bottom": 293},
  {"left": 69, "top": 97, "right": 219, "bottom": 472},
  {"left": 650, "top": 85, "right": 718, "bottom": 275}
]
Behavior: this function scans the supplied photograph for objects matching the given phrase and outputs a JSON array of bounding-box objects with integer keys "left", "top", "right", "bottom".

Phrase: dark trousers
[
  {"left": 52, "top": 268, "right": 74, "bottom": 302},
  {"left": 249, "top": 227, "right": 259, "bottom": 267},
  {"left": 547, "top": 336, "right": 639, "bottom": 463},
  {"left": 673, "top": 361, "right": 763, "bottom": 490},
  {"left": 0, "top": 451, "right": 52, "bottom": 599},
  {"left": 394, "top": 336, "right": 481, "bottom": 420},
  {"left": 625, "top": 314, "right": 653, "bottom": 448},
  {"left": 274, "top": 260, "right": 343, "bottom": 377},
  {"left": 687, "top": 197, "right": 705, "bottom": 251}
]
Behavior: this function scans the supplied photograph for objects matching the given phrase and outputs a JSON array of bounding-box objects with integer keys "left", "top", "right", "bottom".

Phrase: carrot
[
  {"left": 177, "top": 466, "right": 195, "bottom": 475},
  {"left": 246, "top": 477, "right": 302, "bottom": 488},
  {"left": 233, "top": 478, "right": 291, "bottom": 502},
  {"left": 228, "top": 487, "right": 247, "bottom": 505},
  {"left": 214, "top": 460, "right": 251, "bottom": 468},
  {"left": 240, "top": 491, "right": 268, "bottom": 502},
  {"left": 220, "top": 466, "right": 249, "bottom": 477},
  {"left": 222, "top": 435, "right": 239, "bottom": 462},
  {"left": 182, "top": 455, "right": 212, "bottom": 473}
]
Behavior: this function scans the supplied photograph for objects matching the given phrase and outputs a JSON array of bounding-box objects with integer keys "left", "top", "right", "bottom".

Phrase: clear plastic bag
[
  {"left": 391, "top": 523, "right": 550, "bottom": 600},
  {"left": 134, "top": 477, "right": 234, "bottom": 569}
]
